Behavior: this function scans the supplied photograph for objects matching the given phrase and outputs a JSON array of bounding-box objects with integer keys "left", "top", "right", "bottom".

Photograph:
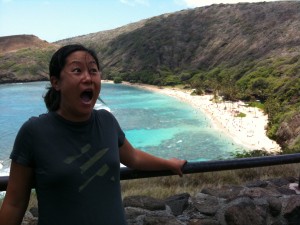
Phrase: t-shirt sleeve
[
  {"left": 97, "top": 109, "right": 125, "bottom": 147},
  {"left": 10, "top": 119, "right": 34, "bottom": 167},
  {"left": 110, "top": 112, "right": 126, "bottom": 147}
]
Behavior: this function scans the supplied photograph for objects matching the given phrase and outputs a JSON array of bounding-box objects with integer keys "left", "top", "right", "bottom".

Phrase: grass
[
  {"left": 1, "top": 163, "right": 299, "bottom": 210},
  {"left": 120, "top": 163, "right": 300, "bottom": 199}
]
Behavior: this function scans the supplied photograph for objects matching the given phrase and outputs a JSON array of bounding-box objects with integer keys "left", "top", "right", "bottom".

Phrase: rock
[
  {"left": 282, "top": 195, "right": 300, "bottom": 224},
  {"left": 23, "top": 177, "right": 300, "bottom": 225},
  {"left": 193, "top": 193, "right": 225, "bottom": 216},
  {"left": 223, "top": 197, "right": 268, "bottom": 225},
  {"left": 245, "top": 180, "right": 268, "bottom": 188},
  {"left": 143, "top": 216, "right": 185, "bottom": 225},
  {"left": 267, "top": 197, "right": 282, "bottom": 216},
  {"left": 201, "top": 186, "right": 243, "bottom": 200},
  {"left": 165, "top": 193, "right": 190, "bottom": 216},
  {"left": 123, "top": 195, "right": 166, "bottom": 211},
  {"left": 268, "top": 178, "right": 291, "bottom": 187},
  {"left": 188, "top": 218, "right": 220, "bottom": 225}
]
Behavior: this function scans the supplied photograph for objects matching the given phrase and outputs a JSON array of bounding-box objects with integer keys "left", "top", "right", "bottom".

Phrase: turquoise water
[
  {"left": 100, "top": 83, "right": 245, "bottom": 159},
  {"left": 0, "top": 81, "right": 245, "bottom": 175},
  {"left": 0, "top": 82, "right": 48, "bottom": 174}
]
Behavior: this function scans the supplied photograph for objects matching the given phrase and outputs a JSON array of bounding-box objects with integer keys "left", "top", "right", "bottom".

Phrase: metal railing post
[
  {"left": 120, "top": 153, "right": 300, "bottom": 180},
  {"left": 1, "top": 153, "right": 300, "bottom": 192}
]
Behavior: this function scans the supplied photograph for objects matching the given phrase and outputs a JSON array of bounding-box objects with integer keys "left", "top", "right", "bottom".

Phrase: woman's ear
[{"left": 50, "top": 76, "right": 60, "bottom": 91}]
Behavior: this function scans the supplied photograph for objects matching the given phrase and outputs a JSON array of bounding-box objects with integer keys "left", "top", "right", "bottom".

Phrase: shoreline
[{"left": 103, "top": 80, "right": 281, "bottom": 153}]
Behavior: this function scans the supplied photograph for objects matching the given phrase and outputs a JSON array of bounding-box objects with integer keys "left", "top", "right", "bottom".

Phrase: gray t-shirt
[{"left": 11, "top": 110, "right": 127, "bottom": 225}]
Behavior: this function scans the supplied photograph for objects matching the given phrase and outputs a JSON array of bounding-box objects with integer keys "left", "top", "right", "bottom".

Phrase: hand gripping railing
[{"left": 1, "top": 153, "right": 300, "bottom": 191}]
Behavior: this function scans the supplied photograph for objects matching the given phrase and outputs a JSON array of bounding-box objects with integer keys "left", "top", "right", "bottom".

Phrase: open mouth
[{"left": 80, "top": 90, "right": 94, "bottom": 103}]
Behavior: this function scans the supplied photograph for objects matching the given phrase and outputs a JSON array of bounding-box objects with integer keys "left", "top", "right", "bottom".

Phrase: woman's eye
[
  {"left": 90, "top": 68, "right": 99, "bottom": 74},
  {"left": 72, "top": 68, "right": 81, "bottom": 73}
]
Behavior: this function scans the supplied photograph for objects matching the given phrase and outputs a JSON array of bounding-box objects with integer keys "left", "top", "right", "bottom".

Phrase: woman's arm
[
  {"left": 0, "top": 162, "right": 34, "bottom": 225},
  {"left": 119, "top": 138, "right": 187, "bottom": 176}
]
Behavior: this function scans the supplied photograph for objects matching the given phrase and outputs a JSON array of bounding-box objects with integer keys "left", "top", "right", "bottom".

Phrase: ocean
[{"left": 0, "top": 81, "right": 245, "bottom": 175}]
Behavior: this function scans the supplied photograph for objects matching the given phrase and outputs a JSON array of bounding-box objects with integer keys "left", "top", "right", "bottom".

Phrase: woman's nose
[{"left": 82, "top": 70, "right": 93, "bottom": 82}]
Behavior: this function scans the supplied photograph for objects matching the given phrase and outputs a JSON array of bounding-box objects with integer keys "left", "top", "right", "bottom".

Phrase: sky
[{"left": 0, "top": 0, "right": 287, "bottom": 43}]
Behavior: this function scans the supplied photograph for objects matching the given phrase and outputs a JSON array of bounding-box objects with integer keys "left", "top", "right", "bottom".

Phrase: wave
[{"left": 94, "top": 103, "right": 111, "bottom": 112}]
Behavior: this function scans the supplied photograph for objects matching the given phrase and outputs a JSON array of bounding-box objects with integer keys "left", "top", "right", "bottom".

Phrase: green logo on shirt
[{"left": 64, "top": 144, "right": 110, "bottom": 192}]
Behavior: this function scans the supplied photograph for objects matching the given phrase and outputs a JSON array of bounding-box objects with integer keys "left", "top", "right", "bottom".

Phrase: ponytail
[{"left": 44, "top": 86, "right": 60, "bottom": 112}]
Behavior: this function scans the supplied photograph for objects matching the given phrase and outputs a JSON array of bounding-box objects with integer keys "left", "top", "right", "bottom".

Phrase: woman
[{"left": 0, "top": 44, "right": 186, "bottom": 225}]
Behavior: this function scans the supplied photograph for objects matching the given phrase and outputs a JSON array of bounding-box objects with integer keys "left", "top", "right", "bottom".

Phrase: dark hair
[{"left": 44, "top": 44, "right": 100, "bottom": 111}]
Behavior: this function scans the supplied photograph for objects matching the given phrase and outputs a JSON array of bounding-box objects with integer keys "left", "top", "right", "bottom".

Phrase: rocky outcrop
[
  {"left": 22, "top": 177, "right": 300, "bottom": 225},
  {"left": 276, "top": 113, "right": 300, "bottom": 149},
  {"left": 0, "top": 73, "right": 48, "bottom": 84}
]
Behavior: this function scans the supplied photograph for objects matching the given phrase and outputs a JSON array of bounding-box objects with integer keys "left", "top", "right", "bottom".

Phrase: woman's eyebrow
[
  {"left": 88, "top": 61, "right": 98, "bottom": 66},
  {"left": 67, "top": 59, "right": 97, "bottom": 66}
]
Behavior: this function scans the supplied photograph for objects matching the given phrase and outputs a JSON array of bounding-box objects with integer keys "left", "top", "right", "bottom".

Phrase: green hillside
[{"left": 0, "top": 1, "right": 299, "bottom": 151}]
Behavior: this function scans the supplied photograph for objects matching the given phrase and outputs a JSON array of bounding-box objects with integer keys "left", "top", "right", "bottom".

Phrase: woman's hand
[{"left": 167, "top": 158, "right": 187, "bottom": 177}]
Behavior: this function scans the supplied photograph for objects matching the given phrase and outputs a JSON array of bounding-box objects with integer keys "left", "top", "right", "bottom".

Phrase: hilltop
[
  {"left": 0, "top": 35, "right": 58, "bottom": 83},
  {"left": 0, "top": 1, "right": 299, "bottom": 151},
  {"left": 0, "top": 35, "right": 52, "bottom": 53},
  {"left": 57, "top": 1, "right": 300, "bottom": 81}
]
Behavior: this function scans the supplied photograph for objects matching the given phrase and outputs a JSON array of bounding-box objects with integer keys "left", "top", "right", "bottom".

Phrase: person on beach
[{"left": 0, "top": 44, "right": 187, "bottom": 225}]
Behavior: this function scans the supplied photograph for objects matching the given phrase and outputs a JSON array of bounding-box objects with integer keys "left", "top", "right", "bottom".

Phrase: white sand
[{"left": 103, "top": 81, "right": 281, "bottom": 153}]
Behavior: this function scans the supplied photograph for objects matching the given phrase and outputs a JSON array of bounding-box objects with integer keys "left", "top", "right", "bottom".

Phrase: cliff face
[{"left": 276, "top": 113, "right": 300, "bottom": 150}]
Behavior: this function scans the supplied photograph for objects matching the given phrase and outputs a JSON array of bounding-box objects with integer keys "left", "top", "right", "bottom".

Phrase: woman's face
[{"left": 51, "top": 50, "right": 101, "bottom": 122}]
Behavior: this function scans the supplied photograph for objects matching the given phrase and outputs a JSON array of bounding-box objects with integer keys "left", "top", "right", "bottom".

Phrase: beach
[{"left": 117, "top": 82, "right": 281, "bottom": 153}]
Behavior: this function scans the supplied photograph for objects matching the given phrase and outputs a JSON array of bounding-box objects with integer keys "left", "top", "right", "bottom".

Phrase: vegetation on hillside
[
  {"left": 91, "top": 2, "right": 300, "bottom": 152},
  {"left": 0, "top": 46, "right": 56, "bottom": 83},
  {"left": 1, "top": 1, "right": 300, "bottom": 151}
]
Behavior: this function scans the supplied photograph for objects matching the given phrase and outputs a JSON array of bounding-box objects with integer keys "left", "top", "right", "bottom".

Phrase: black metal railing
[{"left": 1, "top": 153, "right": 300, "bottom": 191}]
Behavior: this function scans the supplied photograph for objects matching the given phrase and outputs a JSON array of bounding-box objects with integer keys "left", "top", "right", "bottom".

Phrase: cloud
[
  {"left": 120, "top": 0, "right": 150, "bottom": 7},
  {"left": 1, "top": 0, "right": 13, "bottom": 3}
]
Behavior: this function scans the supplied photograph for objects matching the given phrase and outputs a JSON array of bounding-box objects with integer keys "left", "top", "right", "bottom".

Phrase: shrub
[
  {"left": 235, "top": 112, "right": 246, "bottom": 117},
  {"left": 113, "top": 77, "right": 123, "bottom": 83}
]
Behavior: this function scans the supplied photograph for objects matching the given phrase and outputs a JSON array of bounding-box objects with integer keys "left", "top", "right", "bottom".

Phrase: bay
[{"left": 0, "top": 81, "right": 245, "bottom": 175}]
